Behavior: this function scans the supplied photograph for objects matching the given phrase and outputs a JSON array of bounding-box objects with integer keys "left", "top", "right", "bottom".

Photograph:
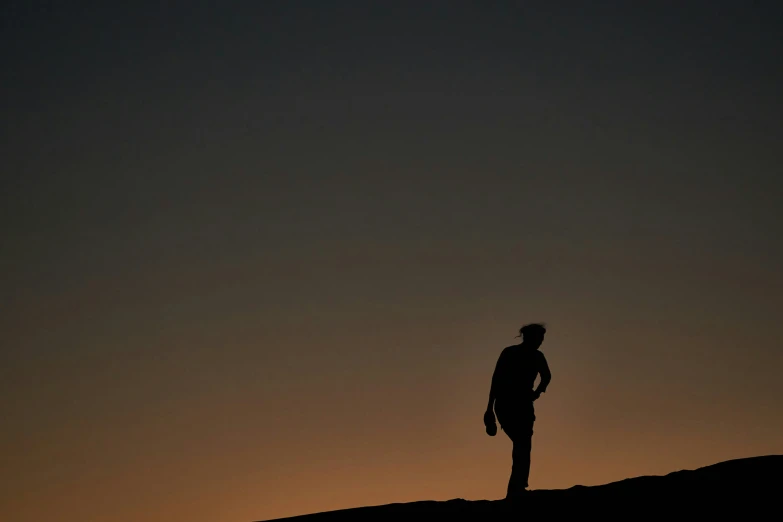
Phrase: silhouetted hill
[{"left": 259, "top": 455, "right": 781, "bottom": 520}]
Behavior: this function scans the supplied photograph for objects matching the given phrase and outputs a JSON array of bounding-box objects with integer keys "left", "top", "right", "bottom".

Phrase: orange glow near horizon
[{"left": 3, "top": 241, "right": 782, "bottom": 521}]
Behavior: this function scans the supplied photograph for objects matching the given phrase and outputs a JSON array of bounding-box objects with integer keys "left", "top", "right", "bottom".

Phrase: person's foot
[{"left": 504, "top": 488, "right": 529, "bottom": 501}]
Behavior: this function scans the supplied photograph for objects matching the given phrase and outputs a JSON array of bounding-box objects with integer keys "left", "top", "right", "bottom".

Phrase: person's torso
[{"left": 496, "top": 345, "right": 540, "bottom": 401}]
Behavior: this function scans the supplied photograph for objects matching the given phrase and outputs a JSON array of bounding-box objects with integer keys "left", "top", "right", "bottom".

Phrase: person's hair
[{"left": 515, "top": 323, "right": 546, "bottom": 338}]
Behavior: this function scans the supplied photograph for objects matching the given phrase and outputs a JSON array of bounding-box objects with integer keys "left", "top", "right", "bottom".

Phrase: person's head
[{"left": 516, "top": 323, "right": 546, "bottom": 348}]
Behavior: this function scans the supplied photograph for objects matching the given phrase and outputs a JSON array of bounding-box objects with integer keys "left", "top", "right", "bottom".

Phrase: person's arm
[
  {"left": 486, "top": 351, "right": 505, "bottom": 413},
  {"left": 532, "top": 352, "right": 551, "bottom": 400},
  {"left": 484, "top": 352, "right": 504, "bottom": 435},
  {"left": 486, "top": 383, "right": 496, "bottom": 414}
]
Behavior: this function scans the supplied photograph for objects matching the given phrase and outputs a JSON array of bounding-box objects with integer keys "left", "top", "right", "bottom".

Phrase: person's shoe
[
  {"left": 485, "top": 420, "right": 497, "bottom": 436},
  {"left": 483, "top": 411, "right": 497, "bottom": 436}
]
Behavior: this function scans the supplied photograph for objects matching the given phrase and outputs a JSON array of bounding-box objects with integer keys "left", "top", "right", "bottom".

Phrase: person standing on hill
[{"left": 484, "top": 323, "right": 552, "bottom": 499}]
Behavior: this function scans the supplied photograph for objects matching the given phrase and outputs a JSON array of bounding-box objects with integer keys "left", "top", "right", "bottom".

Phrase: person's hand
[
  {"left": 483, "top": 410, "right": 497, "bottom": 436},
  {"left": 532, "top": 390, "right": 542, "bottom": 402}
]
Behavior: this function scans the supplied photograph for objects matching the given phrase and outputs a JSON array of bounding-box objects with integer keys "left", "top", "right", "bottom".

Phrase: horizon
[
  {"left": 256, "top": 454, "right": 783, "bottom": 520},
  {"left": 3, "top": 2, "right": 783, "bottom": 522}
]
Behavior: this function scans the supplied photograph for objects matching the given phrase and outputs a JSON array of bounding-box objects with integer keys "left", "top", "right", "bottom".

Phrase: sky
[{"left": 2, "top": 2, "right": 783, "bottom": 521}]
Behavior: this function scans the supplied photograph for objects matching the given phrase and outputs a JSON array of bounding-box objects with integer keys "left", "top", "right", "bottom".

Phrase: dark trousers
[{"left": 496, "top": 401, "right": 535, "bottom": 496}]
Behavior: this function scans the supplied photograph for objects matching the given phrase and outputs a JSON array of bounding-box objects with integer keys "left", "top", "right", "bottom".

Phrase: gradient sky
[{"left": 2, "top": 2, "right": 783, "bottom": 521}]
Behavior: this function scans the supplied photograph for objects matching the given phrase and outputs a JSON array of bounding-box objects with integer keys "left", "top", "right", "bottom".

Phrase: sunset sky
[{"left": 2, "top": 2, "right": 782, "bottom": 521}]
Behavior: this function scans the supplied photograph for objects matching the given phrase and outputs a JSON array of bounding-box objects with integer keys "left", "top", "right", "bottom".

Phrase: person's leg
[
  {"left": 501, "top": 422, "right": 528, "bottom": 497},
  {"left": 501, "top": 405, "right": 535, "bottom": 498},
  {"left": 510, "top": 425, "right": 532, "bottom": 490}
]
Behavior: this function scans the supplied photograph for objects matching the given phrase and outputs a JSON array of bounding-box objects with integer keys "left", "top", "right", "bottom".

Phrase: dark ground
[{"left": 259, "top": 455, "right": 782, "bottom": 520}]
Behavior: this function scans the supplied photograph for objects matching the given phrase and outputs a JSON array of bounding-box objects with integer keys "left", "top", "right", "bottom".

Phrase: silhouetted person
[{"left": 484, "top": 323, "right": 551, "bottom": 499}]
